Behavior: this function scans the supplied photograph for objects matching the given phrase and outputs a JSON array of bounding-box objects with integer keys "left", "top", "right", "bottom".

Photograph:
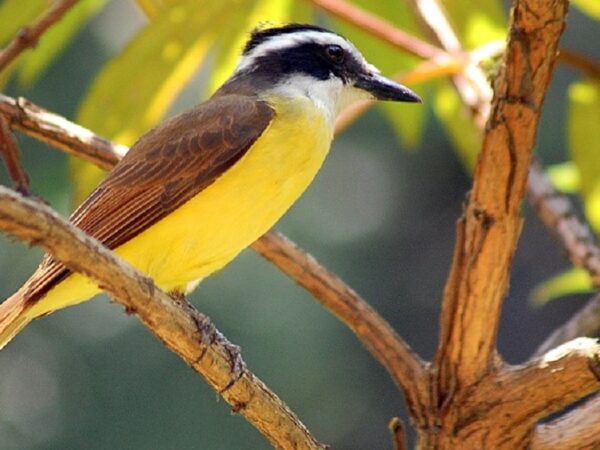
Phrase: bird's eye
[{"left": 325, "top": 44, "right": 345, "bottom": 64}]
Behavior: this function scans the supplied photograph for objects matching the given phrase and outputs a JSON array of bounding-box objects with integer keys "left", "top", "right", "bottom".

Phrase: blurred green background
[{"left": 0, "top": 1, "right": 599, "bottom": 449}]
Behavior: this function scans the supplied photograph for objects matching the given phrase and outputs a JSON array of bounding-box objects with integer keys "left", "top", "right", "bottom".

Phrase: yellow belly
[{"left": 31, "top": 96, "right": 333, "bottom": 316}]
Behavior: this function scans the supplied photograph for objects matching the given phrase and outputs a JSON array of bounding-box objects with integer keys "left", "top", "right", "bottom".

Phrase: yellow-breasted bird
[{"left": 0, "top": 23, "right": 420, "bottom": 349}]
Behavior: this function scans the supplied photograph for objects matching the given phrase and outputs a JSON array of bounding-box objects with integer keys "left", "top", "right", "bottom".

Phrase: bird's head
[{"left": 226, "top": 24, "right": 421, "bottom": 121}]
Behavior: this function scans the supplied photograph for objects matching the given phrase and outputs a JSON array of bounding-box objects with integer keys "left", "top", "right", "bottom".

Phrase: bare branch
[
  {"left": 0, "top": 116, "right": 30, "bottom": 194},
  {"left": 528, "top": 161, "right": 600, "bottom": 287},
  {"left": 252, "top": 232, "right": 432, "bottom": 427},
  {"left": 535, "top": 292, "right": 600, "bottom": 356},
  {"left": 0, "top": 186, "right": 325, "bottom": 450},
  {"left": 558, "top": 48, "right": 600, "bottom": 81},
  {"left": 306, "top": 0, "right": 444, "bottom": 60},
  {"left": 0, "top": 0, "right": 79, "bottom": 72},
  {"left": 530, "top": 393, "right": 600, "bottom": 450},
  {"left": 434, "top": 0, "right": 569, "bottom": 395},
  {"left": 0, "top": 92, "right": 431, "bottom": 429},
  {"left": 388, "top": 417, "right": 407, "bottom": 450}
]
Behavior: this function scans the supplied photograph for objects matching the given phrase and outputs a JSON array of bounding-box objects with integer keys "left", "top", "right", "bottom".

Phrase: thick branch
[
  {"left": 0, "top": 0, "right": 79, "bottom": 71},
  {"left": 0, "top": 92, "right": 428, "bottom": 429},
  {"left": 252, "top": 232, "right": 431, "bottom": 426},
  {"left": 435, "top": 0, "right": 569, "bottom": 396},
  {"left": 449, "top": 338, "right": 600, "bottom": 447},
  {"left": 530, "top": 393, "right": 600, "bottom": 450},
  {"left": 0, "top": 187, "right": 324, "bottom": 450}
]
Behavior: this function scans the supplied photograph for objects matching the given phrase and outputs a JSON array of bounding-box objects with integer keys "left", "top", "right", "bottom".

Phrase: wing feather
[{"left": 26, "top": 95, "right": 274, "bottom": 303}]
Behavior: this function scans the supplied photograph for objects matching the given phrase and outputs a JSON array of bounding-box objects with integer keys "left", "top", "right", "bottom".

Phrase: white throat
[{"left": 263, "top": 74, "right": 372, "bottom": 126}]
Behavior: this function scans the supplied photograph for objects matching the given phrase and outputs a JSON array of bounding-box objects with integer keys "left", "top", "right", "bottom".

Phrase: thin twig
[
  {"left": 0, "top": 0, "right": 79, "bottom": 72},
  {"left": 0, "top": 187, "right": 325, "bottom": 450},
  {"left": 388, "top": 417, "right": 407, "bottom": 450},
  {"left": 534, "top": 292, "right": 600, "bottom": 357},
  {"left": 0, "top": 92, "right": 430, "bottom": 427},
  {"left": 0, "top": 116, "right": 30, "bottom": 194},
  {"left": 306, "top": 0, "right": 444, "bottom": 61},
  {"left": 558, "top": 48, "right": 600, "bottom": 81},
  {"left": 528, "top": 161, "right": 600, "bottom": 287}
]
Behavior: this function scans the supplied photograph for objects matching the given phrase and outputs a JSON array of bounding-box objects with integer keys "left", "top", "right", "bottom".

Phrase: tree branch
[
  {"left": 434, "top": 0, "right": 569, "bottom": 396},
  {"left": 0, "top": 0, "right": 80, "bottom": 71},
  {"left": 0, "top": 186, "right": 325, "bottom": 450},
  {"left": 530, "top": 393, "right": 600, "bottom": 450}
]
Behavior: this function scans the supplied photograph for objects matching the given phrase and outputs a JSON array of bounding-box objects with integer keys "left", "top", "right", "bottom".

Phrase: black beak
[{"left": 355, "top": 72, "right": 422, "bottom": 103}]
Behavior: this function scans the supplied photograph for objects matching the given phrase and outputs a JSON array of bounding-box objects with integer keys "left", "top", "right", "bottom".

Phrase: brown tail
[{"left": 0, "top": 289, "right": 34, "bottom": 350}]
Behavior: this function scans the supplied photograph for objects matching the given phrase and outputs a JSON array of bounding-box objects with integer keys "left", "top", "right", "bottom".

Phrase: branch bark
[
  {"left": 531, "top": 393, "right": 600, "bottom": 450},
  {"left": 0, "top": 116, "right": 29, "bottom": 193},
  {"left": 434, "top": 0, "right": 569, "bottom": 395},
  {"left": 0, "top": 186, "right": 325, "bottom": 450},
  {"left": 0, "top": 0, "right": 79, "bottom": 71}
]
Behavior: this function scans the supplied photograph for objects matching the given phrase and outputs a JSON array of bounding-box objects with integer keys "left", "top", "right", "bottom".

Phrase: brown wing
[{"left": 24, "top": 95, "right": 274, "bottom": 303}]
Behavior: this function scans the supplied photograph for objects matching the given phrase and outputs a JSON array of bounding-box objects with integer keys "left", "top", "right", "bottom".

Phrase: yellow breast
[{"left": 35, "top": 95, "right": 333, "bottom": 315}]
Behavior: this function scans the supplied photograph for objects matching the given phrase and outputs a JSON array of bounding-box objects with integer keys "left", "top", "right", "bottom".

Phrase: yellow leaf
[
  {"left": 18, "top": 0, "right": 109, "bottom": 86},
  {"left": 547, "top": 162, "right": 580, "bottom": 194},
  {"left": 568, "top": 79, "right": 600, "bottom": 231},
  {"left": 0, "top": 0, "right": 46, "bottom": 45},
  {"left": 442, "top": 0, "right": 506, "bottom": 48},
  {"left": 531, "top": 268, "right": 593, "bottom": 306},
  {"left": 572, "top": 0, "right": 600, "bottom": 20},
  {"left": 73, "top": 0, "right": 237, "bottom": 202}
]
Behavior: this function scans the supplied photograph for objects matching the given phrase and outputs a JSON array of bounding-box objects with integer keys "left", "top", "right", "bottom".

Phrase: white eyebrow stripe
[{"left": 234, "top": 30, "right": 366, "bottom": 74}]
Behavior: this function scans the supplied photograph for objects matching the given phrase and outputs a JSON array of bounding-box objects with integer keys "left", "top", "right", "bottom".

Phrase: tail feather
[{"left": 0, "top": 291, "right": 34, "bottom": 350}]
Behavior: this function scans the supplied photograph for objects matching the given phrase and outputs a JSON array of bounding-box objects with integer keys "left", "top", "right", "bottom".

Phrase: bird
[{"left": 0, "top": 23, "right": 420, "bottom": 349}]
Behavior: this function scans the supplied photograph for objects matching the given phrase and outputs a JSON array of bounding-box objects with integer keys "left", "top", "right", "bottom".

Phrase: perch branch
[
  {"left": 0, "top": 0, "right": 79, "bottom": 71},
  {"left": 0, "top": 116, "right": 29, "bottom": 193},
  {"left": 530, "top": 393, "right": 600, "bottom": 450},
  {"left": 434, "top": 0, "right": 568, "bottom": 397},
  {"left": 0, "top": 91, "right": 429, "bottom": 426},
  {"left": 0, "top": 186, "right": 325, "bottom": 450}
]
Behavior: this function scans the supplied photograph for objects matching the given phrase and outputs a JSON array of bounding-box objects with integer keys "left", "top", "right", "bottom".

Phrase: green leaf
[
  {"left": 442, "top": 0, "right": 506, "bottom": 48},
  {"left": 572, "top": 0, "right": 600, "bottom": 20},
  {"left": 18, "top": 0, "right": 110, "bottom": 86},
  {"left": 568, "top": 79, "right": 600, "bottom": 231},
  {"left": 531, "top": 268, "right": 593, "bottom": 306},
  {"left": 73, "top": 0, "right": 237, "bottom": 202},
  {"left": 332, "top": 2, "right": 428, "bottom": 149},
  {"left": 0, "top": 0, "right": 46, "bottom": 45},
  {"left": 208, "top": 0, "right": 296, "bottom": 95},
  {"left": 433, "top": 79, "right": 482, "bottom": 170},
  {"left": 547, "top": 162, "right": 581, "bottom": 194}
]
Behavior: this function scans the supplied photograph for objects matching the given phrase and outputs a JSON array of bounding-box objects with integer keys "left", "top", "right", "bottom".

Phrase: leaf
[
  {"left": 530, "top": 268, "right": 593, "bottom": 306},
  {"left": 572, "top": 0, "right": 600, "bottom": 20},
  {"left": 332, "top": 2, "right": 428, "bottom": 149},
  {"left": 547, "top": 162, "right": 580, "bottom": 194},
  {"left": 18, "top": 0, "right": 110, "bottom": 86},
  {"left": 442, "top": 0, "right": 506, "bottom": 48},
  {"left": 208, "top": 0, "right": 295, "bottom": 95},
  {"left": 433, "top": 79, "right": 482, "bottom": 170},
  {"left": 73, "top": 0, "right": 237, "bottom": 202},
  {"left": 568, "top": 79, "right": 600, "bottom": 231}
]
